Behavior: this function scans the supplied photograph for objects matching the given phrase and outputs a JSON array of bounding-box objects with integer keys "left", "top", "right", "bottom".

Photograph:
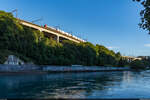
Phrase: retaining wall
[
  {"left": 42, "top": 66, "right": 130, "bottom": 72},
  {"left": 0, "top": 64, "right": 130, "bottom": 72},
  {"left": 0, "top": 64, "right": 41, "bottom": 72}
]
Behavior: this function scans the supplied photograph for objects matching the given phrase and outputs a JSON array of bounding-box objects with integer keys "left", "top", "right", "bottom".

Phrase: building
[{"left": 4, "top": 55, "right": 24, "bottom": 65}]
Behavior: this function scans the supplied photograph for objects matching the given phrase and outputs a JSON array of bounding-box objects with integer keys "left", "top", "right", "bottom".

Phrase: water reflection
[{"left": 0, "top": 71, "right": 150, "bottom": 98}]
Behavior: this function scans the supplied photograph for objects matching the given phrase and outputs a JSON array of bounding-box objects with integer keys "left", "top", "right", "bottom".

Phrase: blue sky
[{"left": 0, "top": 0, "right": 150, "bottom": 56}]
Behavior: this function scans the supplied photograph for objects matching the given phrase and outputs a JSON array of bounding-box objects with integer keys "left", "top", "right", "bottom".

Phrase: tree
[
  {"left": 130, "top": 59, "right": 147, "bottom": 70},
  {"left": 133, "top": 0, "right": 150, "bottom": 34},
  {"left": 95, "top": 44, "right": 118, "bottom": 66},
  {"left": 118, "top": 58, "right": 129, "bottom": 67}
]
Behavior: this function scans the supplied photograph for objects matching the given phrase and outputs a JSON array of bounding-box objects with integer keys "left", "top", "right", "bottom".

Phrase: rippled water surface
[{"left": 0, "top": 71, "right": 150, "bottom": 99}]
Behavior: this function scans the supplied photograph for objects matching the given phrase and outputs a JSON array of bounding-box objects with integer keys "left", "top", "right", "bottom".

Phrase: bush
[{"left": 130, "top": 60, "right": 147, "bottom": 70}]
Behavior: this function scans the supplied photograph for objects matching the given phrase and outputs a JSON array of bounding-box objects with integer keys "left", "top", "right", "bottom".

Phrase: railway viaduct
[
  {"left": 19, "top": 19, "right": 86, "bottom": 43},
  {"left": 122, "top": 56, "right": 142, "bottom": 63}
]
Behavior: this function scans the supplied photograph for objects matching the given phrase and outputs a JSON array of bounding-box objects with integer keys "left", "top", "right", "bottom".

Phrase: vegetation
[
  {"left": 130, "top": 60, "right": 148, "bottom": 70},
  {"left": 0, "top": 10, "right": 149, "bottom": 70},
  {"left": 117, "top": 58, "right": 130, "bottom": 67},
  {"left": 0, "top": 10, "right": 123, "bottom": 66},
  {"left": 133, "top": 0, "right": 150, "bottom": 34},
  {"left": 132, "top": 0, "right": 150, "bottom": 70}
]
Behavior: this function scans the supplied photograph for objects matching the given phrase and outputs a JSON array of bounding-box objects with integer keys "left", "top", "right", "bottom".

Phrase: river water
[{"left": 0, "top": 71, "right": 150, "bottom": 99}]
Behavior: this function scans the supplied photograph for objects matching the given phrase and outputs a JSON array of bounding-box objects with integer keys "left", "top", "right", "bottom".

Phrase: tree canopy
[{"left": 133, "top": 0, "right": 150, "bottom": 34}]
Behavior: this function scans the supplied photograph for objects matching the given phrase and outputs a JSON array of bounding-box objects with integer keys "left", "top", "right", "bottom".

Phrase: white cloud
[{"left": 144, "top": 44, "right": 150, "bottom": 47}]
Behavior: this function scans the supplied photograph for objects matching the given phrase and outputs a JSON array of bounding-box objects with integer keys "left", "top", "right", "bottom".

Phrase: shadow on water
[{"left": 0, "top": 71, "right": 150, "bottom": 99}]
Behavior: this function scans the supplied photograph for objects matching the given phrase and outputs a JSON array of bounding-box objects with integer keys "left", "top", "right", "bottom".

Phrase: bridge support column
[
  {"left": 57, "top": 35, "right": 59, "bottom": 43},
  {"left": 39, "top": 29, "right": 42, "bottom": 32}
]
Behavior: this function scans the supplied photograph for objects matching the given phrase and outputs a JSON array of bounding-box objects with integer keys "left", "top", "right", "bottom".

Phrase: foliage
[
  {"left": 133, "top": 0, "right": 150, "bottom": 34},
  {"left": 117, "top": 58, "right": 129, "bottom": 67},
  {"left": 95, "top": 45, "right": 119, "bottom": 66},
  {"left": 0, "top": 10, "right": 123, "bottom": 66},
  {"left": 130, "top": 59, "right": 147, "bottom": 70}
]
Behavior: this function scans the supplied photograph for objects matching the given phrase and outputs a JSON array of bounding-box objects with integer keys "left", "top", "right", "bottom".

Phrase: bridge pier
[
  {"left": 57, "top": 35, "right": 59, "bottom": 43},
  {"left": 39, "top": 29, "right": 42, "bottom": 32}
]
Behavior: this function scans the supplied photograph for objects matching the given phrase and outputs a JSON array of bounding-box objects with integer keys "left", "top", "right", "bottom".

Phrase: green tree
[
  {"left": 130, "top": 59, "right": 147, "bottom": 70},
  {"left": 118, "top": 58, "right": 129, "bottom": 67},
  {"left": 133, "top": 0, "right": 150, "bottom": 34},
  {"left": 95, "top": 44, "right": 118, "bottom": 66}
]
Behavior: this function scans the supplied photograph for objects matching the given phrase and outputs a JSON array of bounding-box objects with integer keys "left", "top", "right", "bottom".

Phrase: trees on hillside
[
  {"left": 130, "top": 59, "right": 147, "bottom": 70},
  {"left": 95, "top": 45, "right": 119, "bottom": 66},
  {"left": 0, "top": 10, "right": 122, "bottom": 66}
]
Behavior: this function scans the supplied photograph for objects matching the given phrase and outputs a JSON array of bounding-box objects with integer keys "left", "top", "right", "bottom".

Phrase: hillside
[{"left": 0, "top": 10, "right": 121, "bottom": 66}]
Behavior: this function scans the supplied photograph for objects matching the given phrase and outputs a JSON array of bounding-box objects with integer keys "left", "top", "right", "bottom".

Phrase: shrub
[{"left": 130, "top": 60, "right": 147, "bottom": 70}]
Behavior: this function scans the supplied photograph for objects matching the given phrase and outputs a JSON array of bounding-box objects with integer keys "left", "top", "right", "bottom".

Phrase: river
[{"left": 0, "top": 71, "right": 150, "bottom": 99}]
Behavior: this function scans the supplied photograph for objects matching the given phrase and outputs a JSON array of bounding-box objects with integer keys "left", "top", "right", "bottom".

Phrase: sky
[{"left": 0, "top": 0, "right": 150, "bottom": 56}]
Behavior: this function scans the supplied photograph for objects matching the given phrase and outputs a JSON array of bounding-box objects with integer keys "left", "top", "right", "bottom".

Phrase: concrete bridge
[
  {"left": 122, "top": 56, "right": 142, "bottom": 63},
  {"left": 19, "top": 19, "right": 86, "bottom": 43}
]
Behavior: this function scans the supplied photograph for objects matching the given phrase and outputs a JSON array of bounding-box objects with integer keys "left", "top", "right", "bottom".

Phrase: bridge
[
  {"left": 122, "top": 56, "right": 142, "bottom": 63},
  {"left": 18, "top": 19, "right": 86, "bottom": 43}
]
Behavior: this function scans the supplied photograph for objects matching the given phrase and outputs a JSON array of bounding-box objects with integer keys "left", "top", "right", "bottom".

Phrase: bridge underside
[
  {"left": 43, "top": 31, "right": 68, "bottom": 43},
  {"left": 20, "top": 20, "right": 83, "bottom": 43},
  {"left": 24, "top": 25, "right": 70, "bottom": 43}
]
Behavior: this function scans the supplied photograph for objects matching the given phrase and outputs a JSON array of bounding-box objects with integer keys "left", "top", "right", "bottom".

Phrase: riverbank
[
  {"left": 0, "top": 71, "right": 47, "bottom": 75},
  {"left": 0, "top": 70, "right": 131, "bottom": 75},
  {"left": 0, "top": 64, "right": 130, "bottom": 75}
]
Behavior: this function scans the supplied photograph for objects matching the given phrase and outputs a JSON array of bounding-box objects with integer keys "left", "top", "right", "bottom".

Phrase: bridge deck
[{"left": 18, "top": 19, "right": 85, "bottom": 43}]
